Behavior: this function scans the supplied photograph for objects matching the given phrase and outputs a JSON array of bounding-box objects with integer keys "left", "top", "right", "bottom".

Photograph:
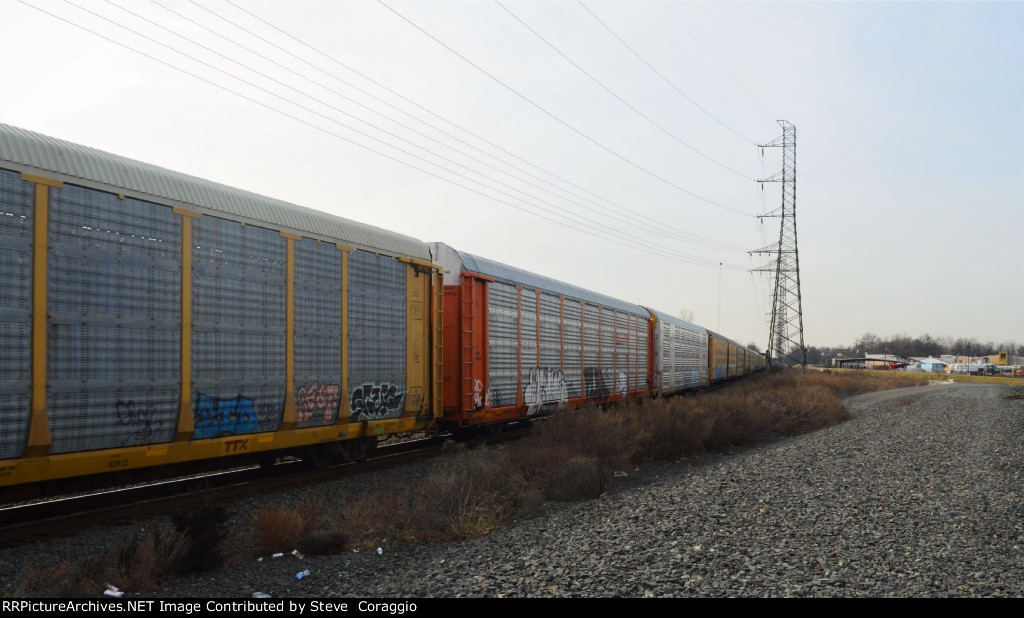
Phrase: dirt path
[{"left": 841, "top": 381, "right": 978, "bottom": 413}]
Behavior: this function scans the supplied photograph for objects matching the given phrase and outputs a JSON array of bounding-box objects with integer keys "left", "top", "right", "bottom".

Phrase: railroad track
[{"left": 0, "top": 428, "right": 528, "bottom": 545}]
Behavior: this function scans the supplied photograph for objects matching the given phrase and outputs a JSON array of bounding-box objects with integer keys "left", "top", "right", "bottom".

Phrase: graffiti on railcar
[
  {"left": 472, "top": 379, "right": 492, "bottom": 408},
  {"left": 525, "top": 367, "right": 568, "bottom": 415},
  {"left": 296, "top": 381, "right": 341, "bottom": 423},
  {"left": 194, "top": 394, "right": 259, "bottom": 439},
  {"left": 349, "top": 382, "right": 405, "bottom": 421},
  {"left": 116, "top": 400, "right": 164, "bottom": 445},
  {"left": 583, "top": 368, "right": 609, "bottom": 397},
  {"left": 407, "top": 387, "right": 423, "bottom": 411},
  {"left": 616, "top": 371, "right": 627, "bottom": 393}
]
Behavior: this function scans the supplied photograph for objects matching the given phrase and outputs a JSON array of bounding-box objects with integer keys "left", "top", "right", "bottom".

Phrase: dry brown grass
[
  {"left": 268, "top": 446, "right": 531, "bottom": 550},
  {"left": 522, "top": 407, "right": 638, "bottom": 471},
  {"left": 300, "top": 529, "right": 350, "bottom": 555},
  {"left": 10, "top": 530, "right": 187, "bottom": 598},
  {"left": 805, "top": 369, "right": 931, "bottom": 394},
  {"left": 27, "top": 368, "right": 917, "bottom": 597},
  {"left": 511, "top": 368, "right": 915, "bottom": 474},
  {"left": 13, "top": 369, "right": 925, "bottom": 598},
  {"left": 251, "top": 500, "right": 352, "bottom": 557},
  {"left": 113, "top": 531, "right": 189, "bottom": 590},
  {"left": 11, "top": 490, "right": 241, "bottom": 597},
  {"left": 249, "top": 370, "right": 940, "bottom": 573},
  {"left": 251, "top": 503, "right": 319, "bottom": 556}
]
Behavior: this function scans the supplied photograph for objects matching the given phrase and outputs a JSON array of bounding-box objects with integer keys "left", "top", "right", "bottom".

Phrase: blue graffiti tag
[{"left": 194, "top": 394, "right": 259, "bottom": 439}]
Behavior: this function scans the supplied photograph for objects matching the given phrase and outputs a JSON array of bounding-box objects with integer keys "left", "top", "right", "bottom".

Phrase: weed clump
[
  {"left": 170, "top": 491, "right": 228, "bottom": 574},
  {"left": 10, "top": 529, "right": 186, "bottom": 598}
]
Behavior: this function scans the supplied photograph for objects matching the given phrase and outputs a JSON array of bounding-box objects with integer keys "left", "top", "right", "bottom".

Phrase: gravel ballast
[{"left": 3, "top": 382, "right": 1022, "bottom": 598}]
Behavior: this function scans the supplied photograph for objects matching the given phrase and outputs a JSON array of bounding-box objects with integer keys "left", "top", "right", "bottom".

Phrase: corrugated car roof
[
  {"left": 645, "top": 308, "right": 708, "bottom": 335},
  {"left": 460, "top": 251, "right": 648, "bottom": 315},
  {"left": 0, "top": 123, "right": 430, "bottom": 259}
]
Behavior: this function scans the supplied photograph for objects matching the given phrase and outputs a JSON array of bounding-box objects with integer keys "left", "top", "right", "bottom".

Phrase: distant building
[
  {"left": 833, "top": 353, "right": 911, "bottom": 370},
  {"left": 910, "top": 357, "right": 948, "bottom": 373}
]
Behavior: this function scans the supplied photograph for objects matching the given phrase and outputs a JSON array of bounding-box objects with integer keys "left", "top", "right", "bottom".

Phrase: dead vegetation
[
  {"left": 11, "top": 369, "right": 923, "bottom": 597},
  {"left": 253, "top": 369, "right": 920, "bottom": 551}
]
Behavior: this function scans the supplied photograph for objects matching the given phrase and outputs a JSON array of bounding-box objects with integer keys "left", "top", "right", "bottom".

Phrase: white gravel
[{"left": 3, "top": 383, "right": 1021, "bottom": 598}]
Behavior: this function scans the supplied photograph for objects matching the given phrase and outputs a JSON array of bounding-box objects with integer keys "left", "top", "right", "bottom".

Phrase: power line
[
  {"left": 19, "top": 0, "right": 748, "bottom": 271},
  {"left": 104, "top": 0, "right": 744, "bottom": 259},
  {"left": 141, "top": 0, "right": 745, "bottom": 252},
  {"left": 70, "top": 0, "right": 730, "bottom": 264},
  {"left": 212, "top": 0, "right": 747, "bottom": 250},
  {"left": 578, "top": 0, "right": 758, "bottom": 146},
  {"left": 378, "top": 0, "right": 755, "bottom": 218},
  {"left": 658, "top": 1, "right": 776, "bottom": 123},
  {"left": 497, "top": 0, "right": 756, "bottom": 182},
  {"left": 105, "top": 0, "right": 712, "bottom": 255}
]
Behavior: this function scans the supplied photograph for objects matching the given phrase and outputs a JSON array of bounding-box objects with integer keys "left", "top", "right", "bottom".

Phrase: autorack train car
[
  {"left": 430, "top": 242, "right": 651, "bottom": 432},
  {"left": 707, "top": 330, "right": 767, "bottom": 380},
  {"left": 0, "top": 124, "right": 765, "bottom": 497},
  {"left": 646, "top": 309, "right": 709, "bottom": 396},
  {"left": 0, "top": 123, "right": 442, "bottom": 494}
]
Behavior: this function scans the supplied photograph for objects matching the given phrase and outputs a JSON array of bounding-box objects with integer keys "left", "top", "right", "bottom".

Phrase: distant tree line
[{"left": 804, "top": 334, "right": 1023, "bottom": 367}]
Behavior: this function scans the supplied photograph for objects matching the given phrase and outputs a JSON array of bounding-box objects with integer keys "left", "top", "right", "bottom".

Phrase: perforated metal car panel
[
  {"left": 538, "top": 293, "right": 561, "bottom": 370},
  {"left": 637, "top": 318, "right": 649, "bottom": 390},
  {"left": 599, "top": 307, "right": 617, "bottom": 393},
  {"left": 651, "top": 310, "right": 708, "bottom": 393},
  {"left": 614, "top": 310, "right": 629, "bottom": 391},
  {"left": 294, "top": 239, "right": 342, "bottom": 428},
  {"left": 522, "top": 291, "right": 566, "bottom": 414},
  {"left": 562, "top": 301, "right": 582, "bottom": 398},
  {"left": 439, "top": 243, "right": 651, "bottom": 406},
  {"left": 0, "top": 170, "right": 33, "bottom": 459},
  {"left": 347, "top": 250, "right": 406, "bottom": 422},
  {"left": 582, "top": 303, "right": 602, "bottom": 397},
  {"left": 0, "top": 124, "right": 430, "bottom": 260},
  {"left": 487, "top": 281, "right": 518, "bottom": 409},
  {"left": 47, "top": 184, "right": 180, "bottom": 453},
  {"left": 668, "top": 322, "right": 707, "bottom": 390},
  {"left": 192, "top": 216, "right": 285, "bottom": 438},
  {"left": 519, "top": 290, "right": 537, "bottom": 392}
]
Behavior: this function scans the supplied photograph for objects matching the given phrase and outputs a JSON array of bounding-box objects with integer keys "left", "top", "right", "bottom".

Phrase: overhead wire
[
  {"left": 103, "top": 0, "right": 746, "bottom": 264},
  {"left": 101, "top": 0, "right": 713, "bottom": 258},
  {"left": 140, "top": 0, "right": 745, "bottom": 252},
  {"left": 212, "top": 0, "right": 748, "bottom": 251},
  {"left": 72, "top": 0, "right": 742, "bottom": 267},
  {"left": 215, "top": 0, "right": 743, "bottom": 250},
  {"left": 19, "top": 0, "right": 748, "bottom": 270},
  {"left": 377, "top": 0, "right": 755, "bottom": 218},
  {"left": 496, "top": 0, "right": 756, "bottom": 182},
  {"left": 658, "top": 1, "right": 777, "bottom": 124},
  {"left": 578, "top": 0, "right": 758, "bottom": 147}
]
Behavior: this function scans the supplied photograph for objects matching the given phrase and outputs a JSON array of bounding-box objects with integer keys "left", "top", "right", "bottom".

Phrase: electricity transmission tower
[{"left": 751, "top": 120, "right": 806, "bottom": 367}]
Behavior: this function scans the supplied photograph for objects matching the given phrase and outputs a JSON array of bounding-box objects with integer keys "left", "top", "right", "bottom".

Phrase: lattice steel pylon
[{"left": 751, "top": 120, "right": 806, "bottom": 367}]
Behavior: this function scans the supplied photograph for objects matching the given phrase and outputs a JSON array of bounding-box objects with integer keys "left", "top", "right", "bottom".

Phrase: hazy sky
[{"left": 2, "top": 0, "right": 1021, "bottom": 349}]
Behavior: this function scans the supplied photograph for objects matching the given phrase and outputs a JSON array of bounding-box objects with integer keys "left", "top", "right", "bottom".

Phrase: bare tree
[{"left": 855, "top": 333, "right": 881, "bottom": 353}]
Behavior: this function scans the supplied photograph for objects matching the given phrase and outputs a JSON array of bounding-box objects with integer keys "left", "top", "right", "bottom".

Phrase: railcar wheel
[
  {"left": 480, "top": 422, "right": 505, "bottom": 438},
  {"left": 304, "top": 444, "right": 338, "bottom": 470},
  {"left": 344, "top": 436, "right": 378, "bottom": 462}
]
